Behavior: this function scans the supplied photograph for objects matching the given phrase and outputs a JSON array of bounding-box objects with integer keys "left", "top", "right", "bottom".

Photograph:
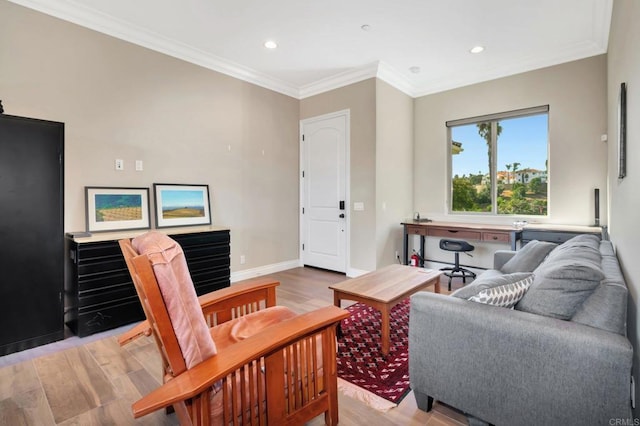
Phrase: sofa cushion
[
  {"left": 451, "top": 272, "right": 533, "bottom": 300},
  {"left": 544, "top": 235, "right": 601, "bottom": 265},
  {"left": 571, "top": 280, "right": 628, "bottom": 335},
  {"left": 515, "top": 259, "right": 604, "bottom": 320},
  {"left": 500, "top": 240, "right": 557, "bottom": 273},
  {"left": 468, "top": 274, "right": 534, "bottom": 308},
  {"left": 565, "top": 233, "right": 601, "bottom": 245},
  {"left": 571, "top": 252, "right": 628, "bottom": 335}
]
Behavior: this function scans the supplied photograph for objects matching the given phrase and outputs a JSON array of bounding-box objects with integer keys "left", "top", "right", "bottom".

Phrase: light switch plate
[{"left": 354, "top": 202, "right": 364, "bottom": 211}]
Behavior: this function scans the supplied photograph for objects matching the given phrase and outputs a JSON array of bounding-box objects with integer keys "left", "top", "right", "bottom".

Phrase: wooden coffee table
[{"left": 329, "top": 264, "right": 441, "bottom": 356}]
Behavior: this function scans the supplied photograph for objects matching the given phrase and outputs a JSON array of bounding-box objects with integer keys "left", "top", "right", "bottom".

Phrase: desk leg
[
  {"left": 403, "top": 226, "right": 409, "bottom": 265},
  {"left": 381, "top": 304, "right": 390, "bottom": 356},
  {"left": 420, "top": 235, "right": 425, "bottom": 267}
]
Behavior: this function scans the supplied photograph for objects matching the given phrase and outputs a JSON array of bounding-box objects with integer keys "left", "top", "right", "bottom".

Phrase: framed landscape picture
[
  {"left": 154, "top": 183, "right": 211, "bottom": 228},
  {"left": 85, "top": 187, "right": 151, "bottom": 232}
]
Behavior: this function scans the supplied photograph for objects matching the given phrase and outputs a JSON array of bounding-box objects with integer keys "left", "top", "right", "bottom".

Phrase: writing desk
[{"left": 401, "top": 220, "right": 523, "bottom": 266}]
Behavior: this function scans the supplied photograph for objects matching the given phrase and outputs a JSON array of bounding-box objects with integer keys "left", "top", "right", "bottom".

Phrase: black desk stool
[{"left": 439, "top": 239, "right": 476, "bottom": 291}]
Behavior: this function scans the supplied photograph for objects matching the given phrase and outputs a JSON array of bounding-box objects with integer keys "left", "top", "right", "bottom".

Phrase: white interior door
[{"left": 301, "top": 111, "right": 348, "bottom": 273}]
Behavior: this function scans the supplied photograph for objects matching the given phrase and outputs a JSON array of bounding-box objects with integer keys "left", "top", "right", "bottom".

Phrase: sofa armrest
[
  {"left": 409, "top": 292, "right": 632, "bottom": 426},
  {"left": 493, "top": 250, "right": 516, "bottom": 270}
]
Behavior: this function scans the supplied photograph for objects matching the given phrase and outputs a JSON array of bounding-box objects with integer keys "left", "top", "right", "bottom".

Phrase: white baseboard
[
  {"left": 230, "top": 259, "right": 303, "bottom": 283},
  {"left": 346, "top": 267, "right": 370, "bottom": 278},
  {"left": 231, "top": 260, "right": 372, "bottom": 282}
]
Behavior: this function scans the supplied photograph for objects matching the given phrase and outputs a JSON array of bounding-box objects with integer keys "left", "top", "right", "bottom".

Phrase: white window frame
[{"left": 446, "top": 105, "right": 550, "bottom": 216}]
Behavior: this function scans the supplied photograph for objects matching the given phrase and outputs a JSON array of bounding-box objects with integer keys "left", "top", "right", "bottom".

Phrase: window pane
[
  {"left": 496, "top": 115, "right": 548, "bottom": 215},
  {"left": 451, "top": 122, "right": 492, "bottom": 212},
  {"left": 449, "top": 111, "right": 548, "bottom": 216}
]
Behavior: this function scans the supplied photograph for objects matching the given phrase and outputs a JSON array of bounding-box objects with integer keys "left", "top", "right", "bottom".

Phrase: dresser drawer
[
  {"left": 75, "top": 298, "right": 144, "bottom": 337},
  {"left": 75, "top": 241, "right": 122, "bottom": 261},
  {"left": 482, "top": 232, "right": 510, "bottom": 243},
  {"left": 522, "top": 230, "right": 583, "bottom": 244},
  {"left": 405, "top": 225, "right": 427, "bottom": 236},
  {"left": 173, "top": 231, "right": 230, "bottom": 247},
  {"left": 427, "top": 228, "right": 481, "bottom": 240}
]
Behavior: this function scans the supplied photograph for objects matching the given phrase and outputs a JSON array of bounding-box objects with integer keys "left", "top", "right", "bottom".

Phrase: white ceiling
[{"left": 10, "top": 0, "right": 613, "bottom": 99}]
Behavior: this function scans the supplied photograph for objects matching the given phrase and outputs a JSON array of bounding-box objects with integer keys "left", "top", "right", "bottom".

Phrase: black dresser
[{"left": 65, "top": 227, "right": 230, "bottom": 337}]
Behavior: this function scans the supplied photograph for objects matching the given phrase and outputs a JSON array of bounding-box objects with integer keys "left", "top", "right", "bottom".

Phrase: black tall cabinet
[{"left": 0, "top": 113, "right": 65, "bottom": 356}]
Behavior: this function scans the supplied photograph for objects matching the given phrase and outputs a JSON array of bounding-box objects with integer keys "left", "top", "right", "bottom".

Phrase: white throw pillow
[{"left": 468, "top": 274, "right": 534, "bottom": 308}]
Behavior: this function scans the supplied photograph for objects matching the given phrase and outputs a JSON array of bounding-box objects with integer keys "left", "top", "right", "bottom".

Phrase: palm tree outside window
[{"left": 447, "top": 106, "right": 549, "bottom": 216}]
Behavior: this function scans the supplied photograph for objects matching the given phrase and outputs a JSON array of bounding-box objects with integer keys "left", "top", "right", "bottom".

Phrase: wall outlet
[
  {"left": 240, "top": 255, "right": 246, "bottom": 265},
  {"left": 135, "top": 160, "right": 143, "bottom": 171}
]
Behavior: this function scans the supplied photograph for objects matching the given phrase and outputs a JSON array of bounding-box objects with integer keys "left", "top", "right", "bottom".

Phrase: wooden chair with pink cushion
[{"left": 118, "top": 231, "right": 348, "bottom": 425}]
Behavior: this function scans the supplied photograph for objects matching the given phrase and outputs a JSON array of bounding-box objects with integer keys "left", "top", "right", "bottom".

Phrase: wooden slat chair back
[{"left": 119, "top": 232, "right": 348, "bottom": 425}]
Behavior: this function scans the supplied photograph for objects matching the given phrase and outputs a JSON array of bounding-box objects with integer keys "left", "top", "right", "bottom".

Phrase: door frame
[{"left": 299, "top": 109, "right": 351, "bottom": 274}]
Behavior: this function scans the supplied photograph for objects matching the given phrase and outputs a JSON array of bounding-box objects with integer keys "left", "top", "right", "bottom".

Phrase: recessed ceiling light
[
  {"left": 264, "top": 40, "right": 278, "bottom": 49},
  {"left": 470, "top": 45, "right": 485, "bottom": 54},
  {"left": 409, "top": 66, "right": 421, "bottom": 74},
  {"left": 361, "top": 24, "right": 371, "bottom": 31}
]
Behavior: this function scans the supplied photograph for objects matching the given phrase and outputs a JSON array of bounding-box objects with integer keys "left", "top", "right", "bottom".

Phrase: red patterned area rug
[{"left": 336, "top": 298, "right": 411, "bottom": 409}]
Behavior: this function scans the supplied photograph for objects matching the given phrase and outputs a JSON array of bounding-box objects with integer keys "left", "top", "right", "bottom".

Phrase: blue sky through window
[{"left": 451, "top": 114, "right": 548, "bottom": 177}]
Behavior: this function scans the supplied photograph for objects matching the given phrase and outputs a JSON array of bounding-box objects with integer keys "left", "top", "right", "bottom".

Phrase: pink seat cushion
[{"left": 133, "top": 231, "right": 217, "bottom": 368}]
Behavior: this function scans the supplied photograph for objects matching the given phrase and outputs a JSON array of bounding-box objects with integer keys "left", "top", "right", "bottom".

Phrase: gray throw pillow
[
  {"left": 451, "top": 272, "right": 534, "bottom": 300},
  {"left": 500, "top": 240, "right": 557, "bottom": 274},
  {"left": 515, "top": 259, "right": 604, "bottom": 320}
]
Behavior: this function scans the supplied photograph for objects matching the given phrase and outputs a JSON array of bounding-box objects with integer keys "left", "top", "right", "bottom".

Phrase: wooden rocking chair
[{"left": 118, "top": 231, "right": 348, "bottom": 425}]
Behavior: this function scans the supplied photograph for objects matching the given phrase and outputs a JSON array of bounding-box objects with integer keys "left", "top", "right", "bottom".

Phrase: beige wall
[
  {"left": 414, "top": 55, "right": 608, "bottom": 225},
  {"left": 0, "top": 1, "right": 620, "bottom": 281},
  {"left": 607, "top": 0, "right": 640, "bottom": 414},
  {"left": 413, "top": 56, "right": 608, "bottom": 268},
  {"left": 0, "top": 1, "right": 300, "bottom": 273},
  {"left": 300, "top": 79, "right": 377, "bottom": 272},
  {"left": 375, "top": 80, "right": 414, "bottom": 267}
]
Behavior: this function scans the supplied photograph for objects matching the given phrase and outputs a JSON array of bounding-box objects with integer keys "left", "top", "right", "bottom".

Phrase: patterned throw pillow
[{"left": 468, "top": 274, "right": 534, "bottom": 308}]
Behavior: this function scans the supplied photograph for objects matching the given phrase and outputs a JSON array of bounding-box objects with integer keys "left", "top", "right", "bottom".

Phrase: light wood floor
[{"left": 0, "top": 266, "right": 469, "bottom": 425}]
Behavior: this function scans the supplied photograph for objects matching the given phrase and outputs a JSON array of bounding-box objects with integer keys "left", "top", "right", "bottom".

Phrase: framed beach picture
[
  {"left": 85, "top": 187, "right": 151, "bottom": 232},
  {"left": 154, "top": 183, "right": 212, "bottom": 228}
]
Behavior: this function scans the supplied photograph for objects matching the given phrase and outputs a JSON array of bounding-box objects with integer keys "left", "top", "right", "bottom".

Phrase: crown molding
[
  {"left": 375, "top": 62, "right": 417, "bottom": 98},
  {"left": 9, "top": 0, "right": 614, "bottom": 101},
  {"left": 298, "top": 62, "right": 380, "bottom": 99},
  {"left": 412, "top": 39, "right": 609, "bottom": 98},
  {"left": 8, "top": 0, "right": 301, "bottom": 98},
  {"left": 298, "top": 61, "right": 419, "bottom": 99}
]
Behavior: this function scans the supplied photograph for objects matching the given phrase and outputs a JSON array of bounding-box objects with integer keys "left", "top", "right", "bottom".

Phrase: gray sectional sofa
[{"left": 409, "top": 234, "right": 633, "bottom": 426}]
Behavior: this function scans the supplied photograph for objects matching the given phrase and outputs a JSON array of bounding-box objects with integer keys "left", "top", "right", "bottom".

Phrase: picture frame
[
  {"left": 85, "top": 187, "right": 151, "bottom": 232},
  {"left": 154, "top": 183, "right": 212, "bottom": 228},
  {"left": 618, "top": 82, "right": 627, "bottom": 179}
]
